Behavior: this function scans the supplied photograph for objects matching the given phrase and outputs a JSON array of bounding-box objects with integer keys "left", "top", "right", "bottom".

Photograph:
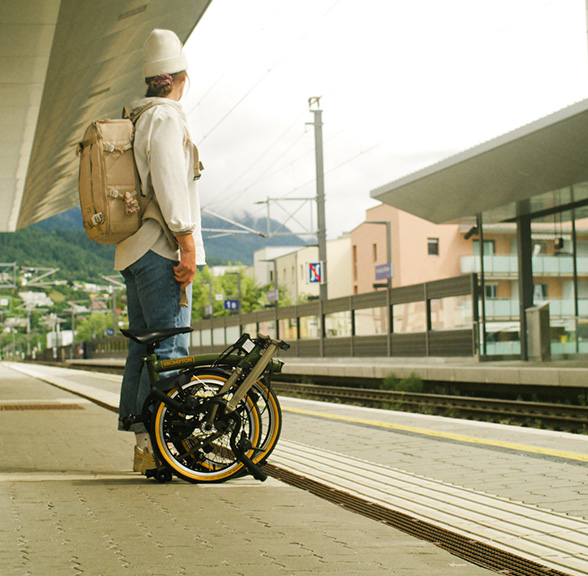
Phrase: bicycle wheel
[
  {"left": 193, "top": 368, "right": 282, "bottom": 465},
  {"left": 151, "top": 373, "right": 261, "bottom": 483}
]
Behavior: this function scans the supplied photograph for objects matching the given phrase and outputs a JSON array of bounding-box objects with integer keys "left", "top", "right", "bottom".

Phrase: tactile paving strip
[
  {"left": 268, "top": 440, "right": 588, "bottom": 576},
  {"left": 0, "top": 403, "right": 84, "bottom": 411}
]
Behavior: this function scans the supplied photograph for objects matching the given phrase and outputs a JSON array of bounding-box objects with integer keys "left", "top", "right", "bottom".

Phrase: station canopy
[
  {"left": 371, "top": 98, "right": 588, "bottom": 226},
  {"left": 1, "top": 0, "right": 211, "bottom": 233}
]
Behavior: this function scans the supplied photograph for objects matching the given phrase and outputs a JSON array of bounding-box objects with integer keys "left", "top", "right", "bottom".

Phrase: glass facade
[{"left": 475, "top": 185, "right": 588, "bottom": 358}]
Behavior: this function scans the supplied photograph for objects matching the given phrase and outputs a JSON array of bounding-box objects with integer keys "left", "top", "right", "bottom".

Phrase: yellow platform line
[
  {"left": 79, "top": 371, "right": 588, "bottom": 463},
  {"left": 282, "top": 406, "right": 588, "bottom": 463},
  {"left": 82, "top": 372, "right": 121, "bottom": 383}
]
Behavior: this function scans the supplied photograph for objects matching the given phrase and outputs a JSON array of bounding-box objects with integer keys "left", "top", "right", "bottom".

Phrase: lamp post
[
  {"left": 365, "top": 221, "right": 392, "bottom": 290},
  {"left": 102, "top": 275, "right": 125, "bottom": 335},
  {"left": 226, "top": 272, "right": 242, "bottom": 314},
  {"left": 364, "top": 220, "right": 393, "bottom": 355},
  {"left": 308, "top": 97, "right": 328, "bottom": 301},
  {"left": 260, "top": 259, "right": 279, "bottom": 308},
  {"left": 66, "top": 301, "right": 89, "bottom": 359},
  {"left": 198, "top": 281, "right": 214, "bottom": 317},
  {"left": 43, "top": 313, "right": 65, "bottom": 360}
]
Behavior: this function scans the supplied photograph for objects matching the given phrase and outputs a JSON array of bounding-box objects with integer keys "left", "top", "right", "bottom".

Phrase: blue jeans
[{"left": 118, "top": 250, "right": 192, "bottom": 432}]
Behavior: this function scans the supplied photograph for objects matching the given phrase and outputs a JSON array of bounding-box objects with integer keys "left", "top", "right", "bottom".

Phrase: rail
[
  {"left": 48, "top": 358, "right": 588, "bottom": 434},
  {"left": 57, "top": 274, "right": 478, "bottom": 362},
  {"left": 272, "top": 382, "right": 588, "bottom": 434}
]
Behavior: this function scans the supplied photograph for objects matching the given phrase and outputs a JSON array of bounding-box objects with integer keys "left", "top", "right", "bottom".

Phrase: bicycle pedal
[
  {"left": 144, "top": 468, "right": 158, "bottom": 479},
  {"left": 145, "top": 466, "right": 173, "bottom": 483}
]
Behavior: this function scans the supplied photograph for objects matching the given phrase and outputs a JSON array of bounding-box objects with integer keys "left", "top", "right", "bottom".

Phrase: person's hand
[{"left": 174, "top": 234, "right": 196, "bottom": 288}]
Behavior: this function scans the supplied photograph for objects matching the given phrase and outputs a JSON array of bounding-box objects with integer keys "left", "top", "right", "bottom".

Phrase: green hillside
[{"left": 0, "top": 208, "right": 307, "bottom": 283}]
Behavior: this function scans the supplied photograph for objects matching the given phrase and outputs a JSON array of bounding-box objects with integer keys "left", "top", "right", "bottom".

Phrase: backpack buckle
[{"left": 91, "top": 213, "right": 104, "bottom": 226}]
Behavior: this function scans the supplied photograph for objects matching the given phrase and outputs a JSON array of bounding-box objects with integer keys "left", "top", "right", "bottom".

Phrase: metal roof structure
[
  {"left": 1, "top": 0, "right": 211, "bottom": 232},
  {"left": 371, "top": 98, "right": 588, "bottom": 225}
]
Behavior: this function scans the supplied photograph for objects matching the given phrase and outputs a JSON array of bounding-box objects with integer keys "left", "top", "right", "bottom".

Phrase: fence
[{"left": 79, "top": 274, "right": 479, "bottom": 360}]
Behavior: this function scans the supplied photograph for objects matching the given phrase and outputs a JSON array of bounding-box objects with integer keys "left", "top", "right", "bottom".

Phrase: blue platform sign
[
  {"left": 224, "top": 299, "right": 239, "bottom": 311},
  {"left": 375, "top": 263, "right": 394, "bottom": 281},
  {"left": 308, "top": 262, "right": 323, "bottom": 284}
]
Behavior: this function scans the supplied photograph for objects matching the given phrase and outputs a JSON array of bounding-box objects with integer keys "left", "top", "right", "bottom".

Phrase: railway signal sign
[{"left": 307, "top": 262, "right": 324, "bottom": 284}]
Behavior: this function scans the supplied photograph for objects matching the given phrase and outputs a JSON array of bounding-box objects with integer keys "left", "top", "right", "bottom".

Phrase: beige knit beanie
[{"left": 143, "top": 29, "right": 188, "bottom": 78}]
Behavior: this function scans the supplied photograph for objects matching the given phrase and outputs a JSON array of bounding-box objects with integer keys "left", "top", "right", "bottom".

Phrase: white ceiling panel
[
  {"left": 1, "top": 0, "right": 212, "bottom": 232},
  {"left": 1, "top": 0, "right": 60, "bottom": 232}
]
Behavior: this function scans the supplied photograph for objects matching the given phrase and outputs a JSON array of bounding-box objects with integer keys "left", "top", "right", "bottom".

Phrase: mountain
[
  {"left": 0, "top": 214, "right": 115, "bottom": 282},
  {"left": 201, "top": 211, "right": 307, "bottom": 264},
  {"left": 0, "top": 207, "right": 307, "bottom": 282}
]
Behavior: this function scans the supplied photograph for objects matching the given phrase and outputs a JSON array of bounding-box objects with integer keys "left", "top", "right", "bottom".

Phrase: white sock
[{"left": 135, "top": 433, "right": 152, "bottom": 452}]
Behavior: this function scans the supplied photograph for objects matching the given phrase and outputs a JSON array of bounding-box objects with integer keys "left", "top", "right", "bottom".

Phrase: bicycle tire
[
  {"left": 151, "top": 373, "right": 261, "bottom": 483},
  {"left": 197, "top": 367, "right": 282, "bottom": 465}
]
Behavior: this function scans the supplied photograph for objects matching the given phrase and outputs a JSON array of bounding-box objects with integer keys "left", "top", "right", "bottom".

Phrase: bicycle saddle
[{"left": 120, "top": 326, "right": 193, "bottom": 347}]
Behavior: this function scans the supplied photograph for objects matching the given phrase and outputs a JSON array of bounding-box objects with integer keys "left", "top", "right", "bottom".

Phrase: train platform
[
  {"left": 1, "top": 362, "right": 588, "bottom": 576},
  {"left": 66, "top": 354, "right": 588, "bottom": 388}
]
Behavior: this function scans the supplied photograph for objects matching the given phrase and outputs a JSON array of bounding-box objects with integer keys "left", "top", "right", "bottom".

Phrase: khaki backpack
[
  {"left": 76, "top": 104, "right": 158, "bottom": 245},
  {"left": 77, "top": 103, "right": 203, "bottom": 247}
]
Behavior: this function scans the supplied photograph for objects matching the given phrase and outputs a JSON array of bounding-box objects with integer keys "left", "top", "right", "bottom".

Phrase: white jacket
[{"left": 114, "top": 97, "right": 205, "bottom": 271}]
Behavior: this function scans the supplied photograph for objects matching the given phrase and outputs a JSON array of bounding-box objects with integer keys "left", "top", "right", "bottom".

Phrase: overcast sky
[{"left": 182, "top": 0, "right": 588, "bottom": 240}]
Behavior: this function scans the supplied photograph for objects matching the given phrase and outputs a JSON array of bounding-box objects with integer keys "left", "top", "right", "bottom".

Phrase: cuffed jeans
[{"left": 118, "top": 250, "right": 192, "bottom": 432}]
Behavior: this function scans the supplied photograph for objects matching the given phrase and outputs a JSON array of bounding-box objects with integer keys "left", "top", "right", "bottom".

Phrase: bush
[{"left": 381, "top": 371, "right": 424, "bottom": 394}]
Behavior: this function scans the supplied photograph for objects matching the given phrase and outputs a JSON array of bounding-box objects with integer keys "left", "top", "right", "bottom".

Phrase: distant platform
[{"left": 63, "top": 355, "right": 588, "bottom": 390}]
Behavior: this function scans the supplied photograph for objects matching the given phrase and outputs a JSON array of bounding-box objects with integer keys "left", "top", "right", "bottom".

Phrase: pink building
[{"left": 350, "top": 204, "right": 472, "bottom": 294}]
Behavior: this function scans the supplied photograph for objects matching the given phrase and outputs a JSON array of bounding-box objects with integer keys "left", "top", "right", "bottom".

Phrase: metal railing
[
  {"left": 77, "top": 274, "right": 479, "bottom": 360},
  {"left": 461, "top": 254, "right": 588, "bottom": 276}
]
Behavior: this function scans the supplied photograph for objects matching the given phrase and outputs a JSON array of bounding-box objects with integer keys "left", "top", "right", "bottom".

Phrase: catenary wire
[{"left": 193, "top": 0, "right": 343, "bottom": 145}]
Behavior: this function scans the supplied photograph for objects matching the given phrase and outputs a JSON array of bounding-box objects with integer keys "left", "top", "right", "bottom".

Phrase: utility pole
[{"left": 308, "top": 97, "right": 328, "bottom": 301}]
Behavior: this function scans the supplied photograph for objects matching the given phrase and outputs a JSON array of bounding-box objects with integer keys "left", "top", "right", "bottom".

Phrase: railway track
[
  {"left": 50, "top": 361, "right": 588, "bottom": 434},
  {"left": 271, "top": 382, "right": 588, "bottom": 434}
]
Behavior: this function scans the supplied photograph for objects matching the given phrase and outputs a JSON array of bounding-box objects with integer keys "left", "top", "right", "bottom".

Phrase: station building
[{"left": 371, "top": 98, "right": 588, "bottom": 361}]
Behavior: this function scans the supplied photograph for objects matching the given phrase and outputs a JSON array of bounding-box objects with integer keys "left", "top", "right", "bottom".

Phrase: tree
[{"left": 191, "top": 267, "right": 266, "bottom": 320}]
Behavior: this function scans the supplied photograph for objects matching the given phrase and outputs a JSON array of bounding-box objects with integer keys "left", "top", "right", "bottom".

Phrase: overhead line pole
[{"left": 308, "top": 97, "right": 328, "bottom": 301}]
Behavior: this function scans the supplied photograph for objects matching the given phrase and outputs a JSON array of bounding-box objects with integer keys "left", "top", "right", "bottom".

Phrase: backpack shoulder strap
[{"left": 122, "top": 102, "right": 158, "bottom": 124}]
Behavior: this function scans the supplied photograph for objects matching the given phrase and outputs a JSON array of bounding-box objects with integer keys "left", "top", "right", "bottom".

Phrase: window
[
  {"left": 279, "top": 318, "right": 297, "bottom": 339},
  {"left": 485, "top": 284, "right": 497, "bottom": 299},
  {"left": 354, "top": 307, "right": 389, "bottom": 335},
  {"left": 428, "top": 238, "right": 439, "bottom": 256},
  {"left": 324, "top": 311, "right": 352, "bottom": 338},
  {"left": 258, "top": 320, "right": 276, "bottom": 338},
  {"left": 373, "top": 243, "right": 378, "bottom": 262},
  {"left": 299, "top": 315, "right": 320, "bottom": 339},
  {"left": 533, "top": 283, "right": 548, "bottom": 301},
  {"left": 393, "top": 302, "right": 426, "bottom": 333},
  {"left": 352, "top": 245, "right": 358, "bottom": 281},
  {"left": 473, "top": 239, "right": 495, "bottom": 256},
  {"left": 430, "top": 296, "right": 473, "bottom": 330}
]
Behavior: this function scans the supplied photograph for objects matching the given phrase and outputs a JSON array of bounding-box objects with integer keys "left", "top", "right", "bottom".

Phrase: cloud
[{"left": 184, "top": 0, "right": 588, "bottom": 239}]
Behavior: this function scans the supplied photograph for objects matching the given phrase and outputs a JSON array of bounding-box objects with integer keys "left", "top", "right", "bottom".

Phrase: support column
[{"left": 517, "top": 213, "right": 534, "bottom": 360}]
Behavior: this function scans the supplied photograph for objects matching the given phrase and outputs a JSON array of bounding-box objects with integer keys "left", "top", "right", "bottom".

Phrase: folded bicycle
[{"left": 120, "top": 327, "right": 289, "bottom": 484}]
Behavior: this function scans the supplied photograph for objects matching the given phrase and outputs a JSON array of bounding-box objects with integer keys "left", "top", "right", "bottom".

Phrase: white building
[{"left": 254, "top": 236, "right": 352, "bottom": 303}]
